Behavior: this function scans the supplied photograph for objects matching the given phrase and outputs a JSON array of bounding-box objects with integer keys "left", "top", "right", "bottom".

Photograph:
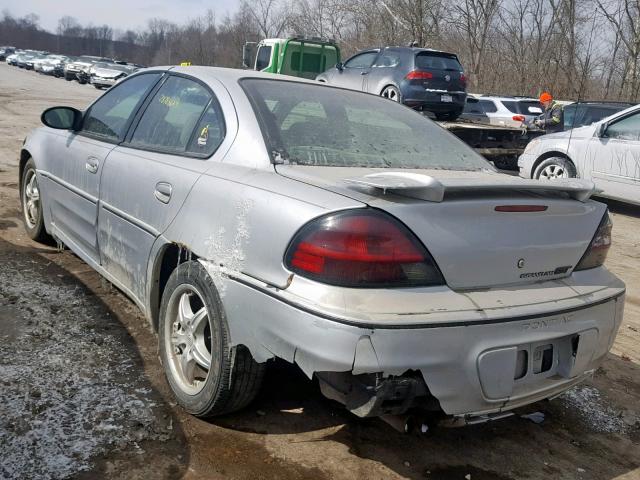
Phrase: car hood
[
  {"left": 541, "top": 124, "right": 595, "bottom": 141},
  {"left": 276, "top": 165, "right": 604, "bottom": 289}
]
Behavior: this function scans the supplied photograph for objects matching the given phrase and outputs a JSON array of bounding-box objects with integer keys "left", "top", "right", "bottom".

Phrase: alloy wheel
[
  {"left": 23, "top": 170, "right": 40, "bottom": 228},
  {"left": 164, "top": 285, "right": 212, "bottom": 395},
  {"left": 539, "top": 164, "right": 568, "bottom": 179}
]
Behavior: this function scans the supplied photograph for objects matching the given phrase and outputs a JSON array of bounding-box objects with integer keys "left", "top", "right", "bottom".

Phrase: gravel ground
[{"left": 0, "top": 63, "right": 639, "bottom": 480}]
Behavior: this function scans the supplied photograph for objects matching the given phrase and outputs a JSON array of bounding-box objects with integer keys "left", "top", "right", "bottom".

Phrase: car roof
[{"left": 160, "top": 65, "right": 321, "bottom": 86}]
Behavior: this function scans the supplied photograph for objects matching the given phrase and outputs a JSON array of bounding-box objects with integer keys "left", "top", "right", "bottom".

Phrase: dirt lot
[{"left": 0, "top": 62, "right": 639, "bottom": 480}]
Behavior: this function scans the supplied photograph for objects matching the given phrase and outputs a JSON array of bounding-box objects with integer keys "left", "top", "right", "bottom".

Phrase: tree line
[{"left": 1, "top": 0, "right": 640, "bottom": 101}]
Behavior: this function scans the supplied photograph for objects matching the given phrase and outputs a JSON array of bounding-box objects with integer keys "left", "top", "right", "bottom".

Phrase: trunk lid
[{"left": 276, "top": 166, "right": 605, "bottom": 290}]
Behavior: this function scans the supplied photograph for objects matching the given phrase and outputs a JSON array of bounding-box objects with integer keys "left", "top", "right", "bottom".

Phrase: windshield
[{"left": 242, "top": 79, "right": 491, "bottom": 171}]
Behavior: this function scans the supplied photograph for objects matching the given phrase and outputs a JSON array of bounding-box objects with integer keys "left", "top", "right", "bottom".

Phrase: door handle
[
  {"left": 360, "top": 71, "right": 369, "bottom": 75},
  {"left": 154, "top": 182, "right": 172, "bottom": 204},
  {"left": 86, "top": 157, "right": 99, "bottom": 174}
]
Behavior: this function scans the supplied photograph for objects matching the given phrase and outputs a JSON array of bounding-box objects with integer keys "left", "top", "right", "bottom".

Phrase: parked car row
[{"left": 4, "top": 49, "right": 144, "bottom": 89}]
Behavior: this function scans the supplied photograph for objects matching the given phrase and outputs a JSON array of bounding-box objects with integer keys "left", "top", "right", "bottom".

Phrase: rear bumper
[
  {"left": 401, "top": 86, "right": 466, "bottom": 111},
  {"left": 217, "top": 266, "right": 625, "bottom": 417}
]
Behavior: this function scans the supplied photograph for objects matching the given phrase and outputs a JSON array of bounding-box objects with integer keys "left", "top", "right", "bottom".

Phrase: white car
[
  {"left": 519, "top": 104, "right": 640, "bottom": 205},
  {"left": 460, "top": 95, "right": 543, "bottom": 128}
]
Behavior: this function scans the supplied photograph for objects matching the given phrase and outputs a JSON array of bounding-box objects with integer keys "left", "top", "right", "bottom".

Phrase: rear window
[
  {"left": 415, "top": 53, "right": 461, "bottom": 71},
  {"left": 242, "top": 79, "right": 490, "bottom": 171},
  {"left": 501, "top": 100, "right": 543, "bottom": 115}
]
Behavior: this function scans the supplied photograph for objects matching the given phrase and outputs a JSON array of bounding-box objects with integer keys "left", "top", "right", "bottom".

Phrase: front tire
[
  {"left": 159, "top": 261, "right": 265, "bottom": 417},
  {"left": 534, "top": 157, "right": 577, "bottom": 180},
  {"left": 21, "top": 158, "right": 51, "bottom": 243}
]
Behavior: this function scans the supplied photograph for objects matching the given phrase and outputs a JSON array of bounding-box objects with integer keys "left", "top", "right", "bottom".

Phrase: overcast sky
[{"left": 2, "top": 0, "right": 241, "bottom": 33}]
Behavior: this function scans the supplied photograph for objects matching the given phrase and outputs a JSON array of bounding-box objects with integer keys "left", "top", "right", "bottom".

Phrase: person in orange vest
[{"left": 534, "top": 92, "right": 564, "bottom": 133}]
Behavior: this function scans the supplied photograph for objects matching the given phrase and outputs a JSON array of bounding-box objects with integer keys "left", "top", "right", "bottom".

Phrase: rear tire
[
  {"left": 20, "top": 158, "right": 51, "bottom": 243},
  {"left": 534, "top": 157, "right": 577, "bottom": 180},
  {"left": 158, "top": 261, "right": 265, "bottom": 417},
  {"left": 381, "top": 85, "right": 402, "bottom": 103}
]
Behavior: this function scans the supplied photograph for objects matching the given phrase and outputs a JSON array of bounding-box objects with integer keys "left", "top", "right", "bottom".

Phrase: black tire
[
  {"left": 533, "top": 156, "right": 577, "bottom": 180},
  {"left": 158, "top": 261, "right": 265, "bottom": 417},
  {"left": 94, "top": 84, "right": 103, "bottom": 90},
  {"left": 64, "top": 74, "right": 73, "bottom": 81},
  {"left": 435, "top": 109, "right": 463, "bottom": 121},
  {"left": 20, "top": 158, "right": 51, "bottom": 243},
  {"left": 381, "top": 85, "right": 402, "bottom": 103}
]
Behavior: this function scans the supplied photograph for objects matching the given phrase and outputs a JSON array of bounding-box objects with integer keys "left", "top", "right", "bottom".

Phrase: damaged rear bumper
[{"left": 217, "top": 267, "right": 625, "bottom": 418}]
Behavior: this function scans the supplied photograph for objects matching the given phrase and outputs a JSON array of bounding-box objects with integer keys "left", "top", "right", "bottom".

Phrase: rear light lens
[
  {"left": 512, "top": 115, "right": 525, "bottom": 122},
  {"left": 285, "top": 209, "right": 444, "bottom": 288},
  {"left": 405, "top": 70, "right": 433, "bottom": 80},
  {"left": 460, "top": 73, "right": 467, "bottom": 86},
  {"left": 575, "top": 212, "right": 612, "bottom": 271}
]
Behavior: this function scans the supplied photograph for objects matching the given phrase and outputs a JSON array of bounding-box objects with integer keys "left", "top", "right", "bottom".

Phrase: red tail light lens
[
  {"left": 575, "top": 212, "right": 612, "bottom": 271},
  {"left": 512, "top": 115, "right": 525, "bottom": 122},
  {"left": 460, "top": 73, "right": 467, "bottom": 85},
  {"left": 405, "top": 70, "right": 433, "bottom": 80},
  {"left": 285, "top": 210, "right": 444, "bottom": 287}
]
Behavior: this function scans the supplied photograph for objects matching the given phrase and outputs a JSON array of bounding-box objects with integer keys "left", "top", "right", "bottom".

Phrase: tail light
[
  {"left": 406, "top": 70, "right": 433, "bottom": 80},
  {"left": 460, "top": 73, "right": 467, "bottom": 86},
  {"left": 512, "top": 115, "right": 525, "bottom": 122},
  {"left": 575, "top": 212, "right": 612, "bottom": 271},
  {"left": 285, "top": 209, "right": 444, "bottom": 288}
]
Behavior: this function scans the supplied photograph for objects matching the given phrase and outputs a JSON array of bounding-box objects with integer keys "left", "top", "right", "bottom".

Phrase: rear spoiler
[{"left": 343, "top": 172, "right": 597, "bottom": 202}]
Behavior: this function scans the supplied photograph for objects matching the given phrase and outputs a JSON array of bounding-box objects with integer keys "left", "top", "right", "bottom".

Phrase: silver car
[{"left": 20, "top": 67, "right": 625, "bottom": 426}]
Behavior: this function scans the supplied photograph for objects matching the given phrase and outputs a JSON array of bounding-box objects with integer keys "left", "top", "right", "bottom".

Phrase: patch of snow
[
  {"left": 0, "top": 258, "right": 170, "bottom": 480},
  {"left": 559, "top": 385, "right": 627, "bottom": 434}
]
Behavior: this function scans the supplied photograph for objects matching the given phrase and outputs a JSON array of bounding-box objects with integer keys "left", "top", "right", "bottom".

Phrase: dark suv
[{"left": 316, "top": 46, "right": 467, "bottom": 120}]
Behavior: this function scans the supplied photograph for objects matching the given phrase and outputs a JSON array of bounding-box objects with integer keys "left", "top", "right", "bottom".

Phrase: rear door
[
  {"left": 43, "top": 72, "right": 161, "bottom": 265},
  {"left": 98, "top": 74, "right": 228, "bottom": 302}
]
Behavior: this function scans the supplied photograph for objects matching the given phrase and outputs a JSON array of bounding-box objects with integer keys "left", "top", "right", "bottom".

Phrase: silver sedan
[{"left": 20, "top": 67, "right": 625, "bottom": 427}]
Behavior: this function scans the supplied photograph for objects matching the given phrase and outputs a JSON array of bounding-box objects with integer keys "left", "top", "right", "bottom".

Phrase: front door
[
  {"left": 98, "top": 75, "right": 228, "bottom": 303},
  {"left": 44, "top": 72, "right": 162, "bottom": 265},
  {"left": 336, "top": 50, "right": 379, "bottom": 91},
  {"left": 586, "top": 110, "right": 640, "bottom": 204}
]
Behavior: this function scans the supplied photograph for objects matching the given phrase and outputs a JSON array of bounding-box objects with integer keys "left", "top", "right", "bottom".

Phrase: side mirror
[
  {"left": 336, "top": 62, "right": 344, "bottom": 71},
  {"left": 242, "top": 43, "right": 256, "bottom": 69},
  {"left": 597, "top": 122, "right": 608, "bottom": 138},
  {"left": 41, "top": 106, "right": 82, "bottom": 131}
]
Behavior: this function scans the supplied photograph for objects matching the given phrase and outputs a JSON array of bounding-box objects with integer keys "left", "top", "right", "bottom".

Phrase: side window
[
  {"left": 344, "top": 51, "right": 378, "bottom": 69},
  {"left": 82, "top": 73, "right": 161, "bottom": 141},
  {"left": 374, "top": 53, "right": 400, "bottom": 68},
  {"left": 480, "top": 100, "right": 497, "bottom": 113},
  {"left": 605, "top": 112, "right": 640, "bottom": 141},
  {"left": 187, "top": 100, "right": 226, "bottom": 156},
  {"left": 130, "top": 76, "right": 211, "bottom": 153},
  {"left": 256, "top": 46, "right": 272, "bottom": 71},
  {"left": 463, "top": 99, "right": 486, "bottom": 115}
]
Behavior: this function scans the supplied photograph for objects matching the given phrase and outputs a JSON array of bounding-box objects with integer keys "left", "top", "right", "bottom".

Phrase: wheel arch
[
  {"left": 18, "top": 149, "right": 33, "bottom": 194},
  {"left": 380, "top": 83, "right": 399, "bottom": 96},
  {"left": 531, "top": 151, "right": 576, "bottom": 178},
  {"left": 148, "top": 242, "right": 200, "bottom": 331}
]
